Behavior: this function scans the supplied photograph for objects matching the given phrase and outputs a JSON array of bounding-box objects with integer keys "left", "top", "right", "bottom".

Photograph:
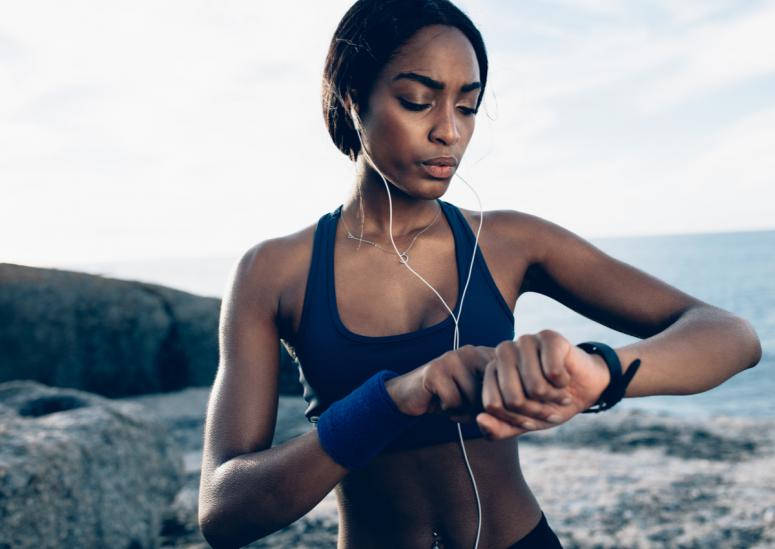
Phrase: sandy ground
[{"left": 123, "top": 388, "right": 775, "bottom": 548}]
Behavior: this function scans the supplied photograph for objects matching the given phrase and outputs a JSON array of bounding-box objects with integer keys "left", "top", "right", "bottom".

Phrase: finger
[
  {"left": 437, "top": 348, "right": 488, "bottom": 412},
  {"left": 478, "top": 409, "right": 560, "bottom": 438},
  {"left": 484, "top": 362, "right": 563, "bottom": 427},
  {"left": 444, "top": 345, "right": 492, "bottom": 415},
  {"left": 536, "top": 330, "right": 571, "bottom": 390},
  {"left": 476, "top": 412, "right": 529, "bottom": 440},
  {"left": 492, "top": 343, "right": 530, "bottom": 410},
  {"left": 460, "top": 344, "right": 492, "bottom": 378},
  {"left": 481, "top": 360, "right": 503, "bottom": 414},
  {"left": 486, "top": 390, "right": 557, "bottom": 429},
  {"left": 424, "top": 362, "right": 463, "bottom": 413},
  {"left": 483, "top": 360, "right": 548, "bottom": 424},
  {"left": 474, "top": 345, "right": 496, "bottom": 363},
  {"left": 448, "top": 358, "right": 480, "bottom": 414},
  {"left": 493, "top": 342, "right": 556, "bottom": 413},
  {"left": 516, "top": 336, "right": 569, "bottom": 405}
]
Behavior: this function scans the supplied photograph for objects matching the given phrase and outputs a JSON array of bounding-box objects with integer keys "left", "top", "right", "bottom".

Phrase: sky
[{"left": 2, "top": 0, "right": 774, "bottom": 268}]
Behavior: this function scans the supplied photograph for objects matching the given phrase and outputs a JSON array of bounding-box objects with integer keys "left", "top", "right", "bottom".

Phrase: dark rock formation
[
  {"left": 0, "top": 381, "right": 184, "bottom": 549},
  {"left": 0, "top": 263, "right": 303, "bottom": 398}
]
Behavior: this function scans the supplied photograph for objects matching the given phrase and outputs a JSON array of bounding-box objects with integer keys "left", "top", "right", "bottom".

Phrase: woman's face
[{"left": 356, "top": 25, "right": 481, "bottom": 199}]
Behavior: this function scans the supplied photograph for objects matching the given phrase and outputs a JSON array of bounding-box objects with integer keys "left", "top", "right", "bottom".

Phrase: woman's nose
[{"left": 429, "top": 105, "right": 460, "bottom": 146}]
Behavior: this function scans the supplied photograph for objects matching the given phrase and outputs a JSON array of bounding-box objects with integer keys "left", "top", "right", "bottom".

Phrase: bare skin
[
  {"left": 199, "top": 200, "right": 760, "bottom": 548},
  {"left": 274, "top": 206, "right": 557, "bottom": 549},
  {"left": 198, "top": 24, "right": 762, "bottom": 549}
]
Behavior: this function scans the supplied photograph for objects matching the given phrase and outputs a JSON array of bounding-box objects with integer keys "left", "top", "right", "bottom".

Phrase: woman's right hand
[{"left": 384, "top": 345, "right": 495, "bottom": 422}]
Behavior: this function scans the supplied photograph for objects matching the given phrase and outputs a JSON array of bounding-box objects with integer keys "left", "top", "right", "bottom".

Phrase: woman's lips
[{"left": 421, "top": 163, "right": 455, "bottom": 178}]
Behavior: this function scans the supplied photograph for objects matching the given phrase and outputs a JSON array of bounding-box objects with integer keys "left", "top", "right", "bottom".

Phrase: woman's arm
[
  {"left": 198, "top": 242, "right": 348, "bottom": 549},
  {"left": 473, "top": 212, "right": 762, "bottom": 438},
  {"left": 610, "top": 304, "right": 760, "bottom": 397},
  {"left": 516, "top": 211, "right": 761, "bottom": 395}
]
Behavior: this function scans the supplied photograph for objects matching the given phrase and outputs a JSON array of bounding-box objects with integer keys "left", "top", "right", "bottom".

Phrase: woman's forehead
[{"left": 384, "top": 25, "right": 480, "bottom": 85}]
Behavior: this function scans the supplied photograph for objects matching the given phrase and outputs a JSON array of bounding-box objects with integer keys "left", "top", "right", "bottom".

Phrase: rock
[
  {"left": 519, "top": 444, "right": 775, "bottom": 548},
  {"left": 518, "top": 408, "right": 771, "bottom": 461},
  {"left": 0, "top": 263, "right": 303, "bottom": 397},
  {"left": 518, "top": 409, "right": 775, "bottom": 548},
  {"left": 121, "top": 387, "right": 325, "bottom": 548},
  {"left": 124, "top": 387, "right": 775, "bottom": 548},
  {"left": 0, "top": 380, "right": 185, "bottom": 549}
]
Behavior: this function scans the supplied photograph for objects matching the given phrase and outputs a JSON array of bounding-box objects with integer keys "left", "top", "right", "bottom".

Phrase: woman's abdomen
[{"left": 335, "top": 437, "right": 542, "bottom": 548}]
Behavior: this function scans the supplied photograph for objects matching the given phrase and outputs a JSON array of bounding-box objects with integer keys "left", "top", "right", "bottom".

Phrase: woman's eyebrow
[{"left": 392, "top": 71, "right": 482, "bottom": 93}]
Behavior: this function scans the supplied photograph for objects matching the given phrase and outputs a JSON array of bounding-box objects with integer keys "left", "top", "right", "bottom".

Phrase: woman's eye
[
  {"left": 399, "top": 98, "right": 430, "bottom": 111},
  {"left": 398, "top": 98, "right": 477, "bottom": 116}
]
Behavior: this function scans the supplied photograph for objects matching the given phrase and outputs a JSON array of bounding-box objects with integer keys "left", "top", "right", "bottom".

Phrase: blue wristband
[{"left": 316, "top": 370, "right": 420, "bottom": 471}]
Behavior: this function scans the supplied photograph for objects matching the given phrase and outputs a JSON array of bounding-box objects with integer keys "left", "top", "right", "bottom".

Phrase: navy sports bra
[{"left": 286, "top": 199, "right": 515, "bottom": 452}]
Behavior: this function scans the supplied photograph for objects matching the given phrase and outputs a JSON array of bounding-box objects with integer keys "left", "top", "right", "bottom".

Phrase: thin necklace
[{"left": 340, "top": 202, "right": 442, "bottom": 264}]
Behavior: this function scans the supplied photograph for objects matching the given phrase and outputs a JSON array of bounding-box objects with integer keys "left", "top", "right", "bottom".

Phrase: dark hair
[{"left": 322, "top": 0, "right": 489, "bottom": 161}]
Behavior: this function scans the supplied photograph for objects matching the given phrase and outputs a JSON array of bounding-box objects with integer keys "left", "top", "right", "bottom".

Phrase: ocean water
[
  {"left": 67, "top": 229, "right": 774, "bottom": 419},
  {"left": 516, "top": 230, "right": 775, "bottom": 419}
]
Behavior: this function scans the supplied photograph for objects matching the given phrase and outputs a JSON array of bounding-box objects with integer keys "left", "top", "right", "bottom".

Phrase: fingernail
[
  {"left": 546, "top": 414, "right": 562, "bottom": 423},
  {"left": 521, "top": 421, "right": 536, "bottom": 430},
  {"left": 561, "top": 397, "right": 572, "bottom": 405}
]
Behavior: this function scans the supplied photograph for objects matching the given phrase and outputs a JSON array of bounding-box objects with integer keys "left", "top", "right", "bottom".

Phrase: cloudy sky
[{"left": 3, "top": 0, "right": 774, "bottom": 267}]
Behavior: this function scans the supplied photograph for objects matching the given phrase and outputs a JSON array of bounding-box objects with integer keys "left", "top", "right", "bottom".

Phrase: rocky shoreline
[
  {"left": 2, "top": 264, "right": 772, "bottom": 547},
  {"left": 0, "top": 382, "right": 184, "bottom": 549},
  {"left": 122, "top": 388, "right": 775, "bottom": 549}
]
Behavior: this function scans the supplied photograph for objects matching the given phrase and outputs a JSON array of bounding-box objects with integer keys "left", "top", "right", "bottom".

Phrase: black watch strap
[{"left": 577, "top": 341, "right": 641, "bottom": 413}]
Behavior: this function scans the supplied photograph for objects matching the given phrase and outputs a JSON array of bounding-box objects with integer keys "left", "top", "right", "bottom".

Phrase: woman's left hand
[{"left": 473, "top": 330, "right": 610, "bottom": 440}]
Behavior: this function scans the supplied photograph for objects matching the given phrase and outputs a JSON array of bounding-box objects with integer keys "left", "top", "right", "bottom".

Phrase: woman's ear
[{"left": 343, "top": 91, "right": 362, "bottom": 130}]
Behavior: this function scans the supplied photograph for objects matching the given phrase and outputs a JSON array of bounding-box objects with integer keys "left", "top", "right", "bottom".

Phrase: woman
[{"left": 197, "top": 1, "right": 762, "bottom": 548}]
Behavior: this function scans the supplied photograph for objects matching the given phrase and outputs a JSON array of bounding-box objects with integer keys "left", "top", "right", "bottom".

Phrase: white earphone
[{"left": 349, "top": 103, "right": 486, "bottom": 549}]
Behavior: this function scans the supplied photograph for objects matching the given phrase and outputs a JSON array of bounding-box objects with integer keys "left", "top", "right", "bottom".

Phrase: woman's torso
[{"left": 274, "top": 200, "right": 542, "bottom": 548}]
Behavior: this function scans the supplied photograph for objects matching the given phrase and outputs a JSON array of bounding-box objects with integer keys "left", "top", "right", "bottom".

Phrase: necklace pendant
[{"left": 399, "top": 252, "right": 409, "bottom": 264}]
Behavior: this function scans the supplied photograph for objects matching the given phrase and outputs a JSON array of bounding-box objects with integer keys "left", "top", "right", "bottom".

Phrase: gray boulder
[
  {"left": 0, "top": 263, "right": 302, "bottom": 397},
  {"left": 0, "top": 380, "right": 184, "bottom": 549}
]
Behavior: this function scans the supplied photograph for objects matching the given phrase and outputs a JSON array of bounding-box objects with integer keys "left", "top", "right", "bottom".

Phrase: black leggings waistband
[{"left": 505, "top": 512, "right": 563, "bottom": 548}]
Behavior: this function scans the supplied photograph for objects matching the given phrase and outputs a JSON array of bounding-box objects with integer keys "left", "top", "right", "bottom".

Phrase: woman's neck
[{"left": 342, "top": 160, "right": 442, "bottom": 239}]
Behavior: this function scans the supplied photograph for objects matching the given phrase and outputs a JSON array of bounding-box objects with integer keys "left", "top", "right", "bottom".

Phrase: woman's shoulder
[
  {"left": 235, "top": 221, "right": 318, "bottom": 291},
  {"left": 227, "top": 214, "right": 331, "bottom": 327},
  {"left": 454, "top": 204, "right": 557, "bottom": 263},
  {"left": 456, "top": 203, "right": 566, "bottom": 231}
]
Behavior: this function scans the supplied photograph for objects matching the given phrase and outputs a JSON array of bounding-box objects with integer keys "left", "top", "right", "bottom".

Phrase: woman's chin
[
  {"left": 377, "top": 171, "right": 452, "bottom": 200},
  {"left": 418, "top": 179, "right": 452, "bottom": 199},
  {"left": 397, "top": 184, "right": 449, "bottom": 202}
]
